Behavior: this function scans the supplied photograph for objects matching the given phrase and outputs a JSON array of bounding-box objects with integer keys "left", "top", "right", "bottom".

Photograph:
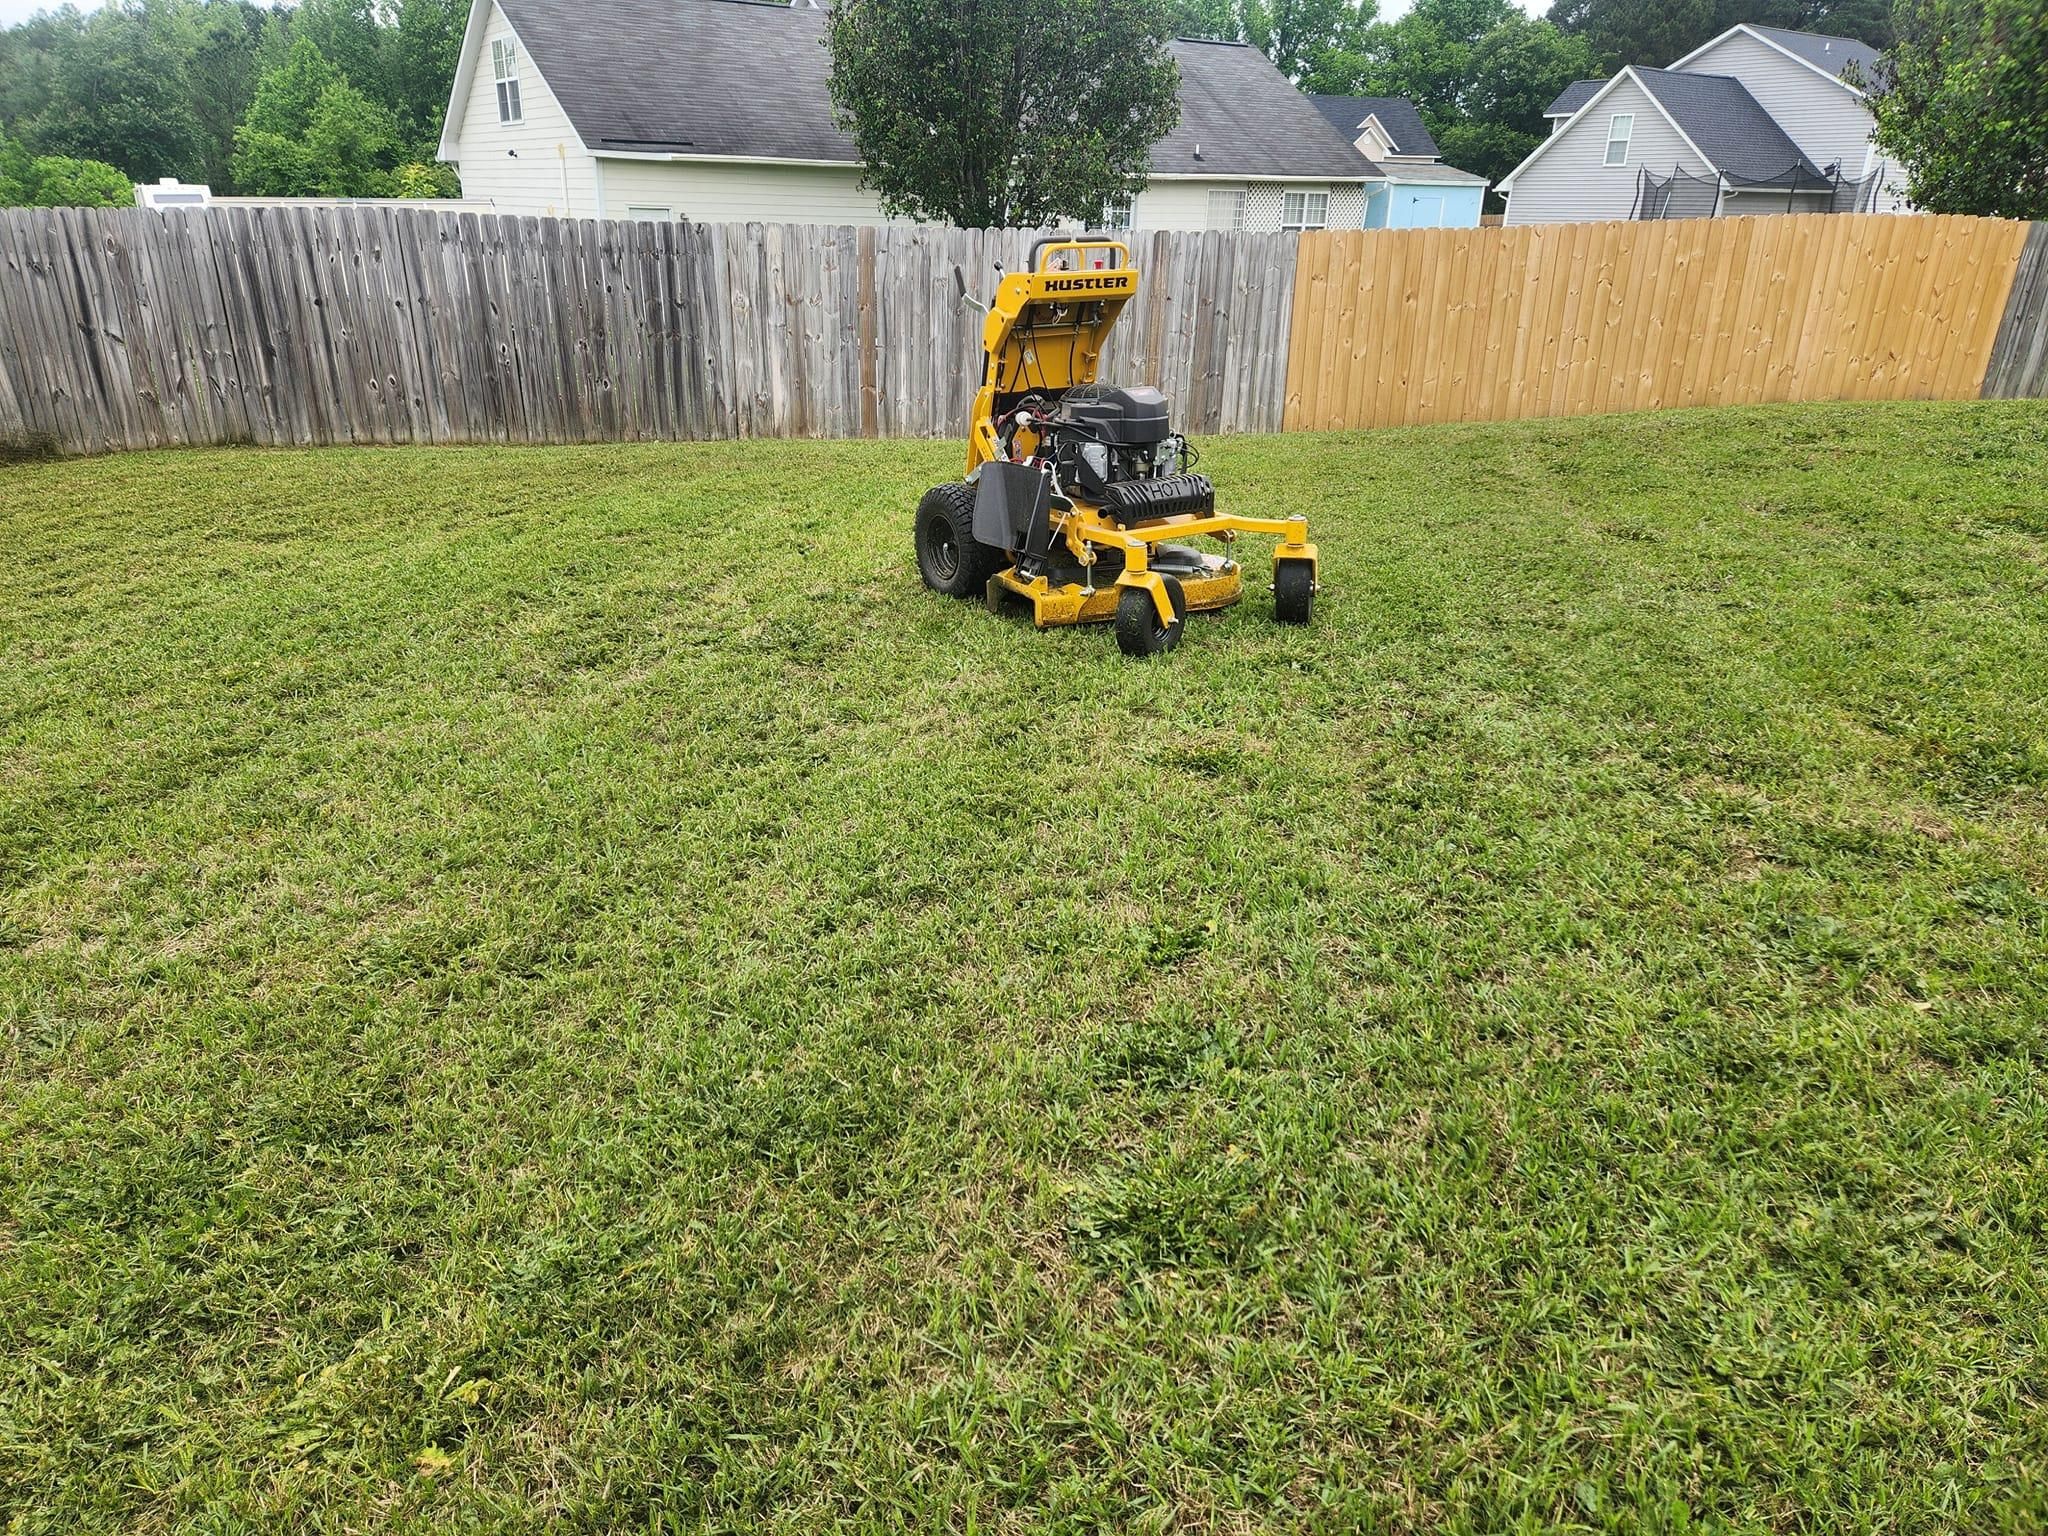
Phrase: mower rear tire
[
  {"left": 1115, "top": 576, "right": 1187, "bottom": 657},
  {"left": 916, "top": 483, "right": 1002, "bottom": 599},
  {"left": 1274, "top": 559, "right": 1315, "bottom": 625}
]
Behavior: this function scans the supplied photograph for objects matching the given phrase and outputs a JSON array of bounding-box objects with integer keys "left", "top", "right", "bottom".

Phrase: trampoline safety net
[{"left": 1632, "top": 163, "right": 1884, "bottom": 219}]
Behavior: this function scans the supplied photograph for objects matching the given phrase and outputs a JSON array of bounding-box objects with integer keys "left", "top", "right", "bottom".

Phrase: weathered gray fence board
[
  {"left": 10, "top": 208, "right": 1311, "bottom": 454},
  {"left": 1983, "top": 221, "right": 2048, "bottom": 400}
]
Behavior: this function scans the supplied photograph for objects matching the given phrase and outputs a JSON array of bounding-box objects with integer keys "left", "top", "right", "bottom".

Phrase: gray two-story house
[{"left": 1497, "top": 24, "right": 1908, "bottom": 224}]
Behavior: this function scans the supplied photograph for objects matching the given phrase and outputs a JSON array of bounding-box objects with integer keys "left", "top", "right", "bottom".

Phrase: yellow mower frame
[{"left": 959, "top": 238, "right": 1317, "bottom": 639}]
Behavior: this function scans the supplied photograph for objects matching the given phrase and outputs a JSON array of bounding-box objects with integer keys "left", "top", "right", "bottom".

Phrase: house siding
[
  {"left": 1128, "top": 179, "right": 1239, "bottom": 231},
  {"left": 581, "top": 169, "right": 1358, "bottom": 231},
  {"left": 451, "top": 0, "right": 599, "bottom": 218},
  {"left": 1128, "top": 179, "right": 1367, "bottom": 232},
  {"left": 1676, "top": 29, "right": 1903, "bottom": 203},
  {"left": 1504, "top": 76, "right": 1712, "bottom": 225},
  {"left": 595, "top": 158, "right": 888, "bottom": 224}
]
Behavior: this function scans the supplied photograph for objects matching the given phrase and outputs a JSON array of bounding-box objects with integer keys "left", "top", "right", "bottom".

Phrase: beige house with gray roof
[{"left": 438, "top": 0, "right": 1381, "bottom": 230}]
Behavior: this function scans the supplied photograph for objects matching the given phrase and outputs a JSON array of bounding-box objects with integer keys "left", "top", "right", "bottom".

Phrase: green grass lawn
[{"left": 3, "top": 402, "right": 2046, "bottom": 1533}]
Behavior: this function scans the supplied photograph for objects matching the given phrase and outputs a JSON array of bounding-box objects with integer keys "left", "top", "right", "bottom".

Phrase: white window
[
  {"left": 627, "top": 206, "right": 673, "bottom": 222},
  {"left": 1099, "top": 200, "right": 1132, "bottom": 231},
  {"left": 1282, "top": 190, "right": 1329, "bottom": 231},
  {"left": 492, "top": 38, "right": 523, "bottom": 124},
  {"left": 1604, "top": 112, "right": 1633, "bottom": 167},
  {"left": 1206, "top": 190, "right": 1246, "bottom": 231}
]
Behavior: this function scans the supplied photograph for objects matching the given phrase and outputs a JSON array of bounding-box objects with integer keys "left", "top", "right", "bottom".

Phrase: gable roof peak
[
  {"left": 1672, "top": 20, "right": 1882, "bottom": 91},
  {"left": 1306, "top": 94, "right": 1440, "bottom": 159}
]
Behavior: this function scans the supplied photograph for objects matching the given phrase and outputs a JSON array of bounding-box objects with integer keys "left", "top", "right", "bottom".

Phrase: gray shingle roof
[
  {"left": 488, "top": 0, "right": 1375, "bottom": 179},
  {"left": 1741, "top": 24, "right": 1880, "bottom": 85},
  {"left": 1545, "top": 79, "right": 1604, "bottom": 116},
  {"left": 1156, "top": 41, "right": 1383, "bottom": 177},
  {"left": 497, "top": 0, "right": 855, "bottom": 160},
  {"left": 1307, "top": 95, "right": 1440, "bottom": 158},
  {"left": 1377, "top": 160, "right": 1488, "bottom": 186},
  {"left": 1629, "top": 66, "right": 1826, "bottom": 182}
]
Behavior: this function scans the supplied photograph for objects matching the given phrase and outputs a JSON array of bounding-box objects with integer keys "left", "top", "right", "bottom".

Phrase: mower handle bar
[{"left": 1028, "top": 234, "right": 1132, "bottom": 273}]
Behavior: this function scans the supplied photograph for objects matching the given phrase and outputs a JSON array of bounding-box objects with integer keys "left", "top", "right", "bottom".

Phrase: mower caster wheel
[
  {"left": 1274, "top": 559, "right": 1315, "bottom": 625},
  {"left": 916, "top": 483, "right": 1002, "bottom": 598},
  {"left": 1115, "top": 576, "right": 1187, "bottom": 657}
]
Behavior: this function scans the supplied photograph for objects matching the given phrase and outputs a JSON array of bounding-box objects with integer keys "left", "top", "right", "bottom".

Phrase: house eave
[
  {"left": 1150, "top": 171, "right": 1381, "bottom": 183},
  {"left": 585, "top": 154, "right": 1375, "bottom": 184},
  {"left": 591, "top": 149, "right": 860, "bottom": 167}
]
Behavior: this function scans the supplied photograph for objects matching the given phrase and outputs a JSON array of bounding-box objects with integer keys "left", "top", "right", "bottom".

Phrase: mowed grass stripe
[{"left": 2, "top": 402, "right": 2045, "bottom": 1532}]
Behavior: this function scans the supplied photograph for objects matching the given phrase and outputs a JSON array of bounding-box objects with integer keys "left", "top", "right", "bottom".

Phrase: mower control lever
[{"left": 951, "top": 265, "right": 987, "bottom": 312}]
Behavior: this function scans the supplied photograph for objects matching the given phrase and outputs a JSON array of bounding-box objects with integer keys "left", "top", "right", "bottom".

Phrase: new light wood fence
[
  {"left": 1282, "top": 215, "right": 2036, "bottom": 430},
  {"left": 0, "top": 205, "right": 2041, "bottom": 458}
]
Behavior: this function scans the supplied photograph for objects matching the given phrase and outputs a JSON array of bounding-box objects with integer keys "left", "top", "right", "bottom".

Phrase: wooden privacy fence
[
  {"left": 1283, "top": 214, "right": 2039, "bottom": 429},
  {"left": 0, "top": 207, "right": 1292, "bottom": 454},
  {"left": 0, "top": 205, "right": 2042, "bottom": 457}
]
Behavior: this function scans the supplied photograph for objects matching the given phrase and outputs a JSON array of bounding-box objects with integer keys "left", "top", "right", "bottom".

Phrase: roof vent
[{"left": 1193, "top": 142, "right": 1202, "bottom": 160}]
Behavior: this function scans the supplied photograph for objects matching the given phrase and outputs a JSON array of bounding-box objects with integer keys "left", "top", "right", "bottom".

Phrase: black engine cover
[
  {"left": 1099, "top": 473, "right": 1214, "bottom": 524},
  {"left": 1060, "top": 384, "right": 1171, "bottom": 446}
]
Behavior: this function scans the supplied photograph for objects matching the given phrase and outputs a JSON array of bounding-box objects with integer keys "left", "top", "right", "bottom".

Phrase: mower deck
[{"left": 987, "top": 542, "right": 1242, "bottom": 628}]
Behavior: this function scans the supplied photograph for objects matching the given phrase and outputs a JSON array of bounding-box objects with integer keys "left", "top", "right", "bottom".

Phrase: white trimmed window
[
  {"left": 1604, "top": 112, "right": 1633, "bottom": 166},
  {"left": 492, "top": 38, "right": 523, "bottom": 124},
  {"left": 1281, "top": 190, "right": 1329, "bottom": 231},
  {"left": 627, "top": 206, "right": 672, "bottom": 222},
  {"left": 1099, "top": 199, "right": 1132, "bottom": 231},
  {"left": 1206, "top": 190, "right": 1246, "bottom": 231}
]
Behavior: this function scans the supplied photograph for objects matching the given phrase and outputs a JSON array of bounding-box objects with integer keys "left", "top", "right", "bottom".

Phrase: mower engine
[
  {"left": 998, "top": 385, "right": 1190, "bottom": 498},
  {"left": 992, "top": 384, "right": 1218, "bottom": 532}
]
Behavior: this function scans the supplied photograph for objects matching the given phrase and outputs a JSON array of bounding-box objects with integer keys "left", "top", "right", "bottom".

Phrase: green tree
[
  {"left": 0, "top": 13, "right": 67, "bottom": 134},
  {"left": 826, "top": 0, "right": 1183, "bottom": 228},
  {"left": 0, "top": 128, "right": 32, "bottom": 204},
  {"left": 389, "top": 159, "right": 460, "bottom": 198},
  {"left": 1167, "top": 0, "right": 1378, "bottom": 81},
  {"left": 0, "top": 129, "right": 136, "bottom": 207},
  {"left": 302, "top": 78, "right": 401, "bottom": 194},
  {"left": 233, "top": 38, "right": 401, "bottom": 196},
  {"left": 1869, "top": 0, "right": 2048, "bottom": 217},
  {"left": 27, "top": 1, "right": 206, "bottom": 182},
  {"left": 1308, "top": 0, "right": 1593, "bottom": 208},
  {"left": 1309, "top": 0, "right": 1519, "bottom": 114},
  {"left": 184, "top": 0, "right": 273, "bottom": 190},
  {"left": 392, "top": 0, "right": 465, "bottom": 147},
  {"left": 1167, "top": 0, "right": 1242, "bottom": 35},
  {"left": 288, "top": 0, "right": 395, "bottom": 110},
  {"left": 1, "top": 0, "right": 465, "bottom": 194},
  {"left": 25, "top": 154, "right": 137, "bottom": 206}
]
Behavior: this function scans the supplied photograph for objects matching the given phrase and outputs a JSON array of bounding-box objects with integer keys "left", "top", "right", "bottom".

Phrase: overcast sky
[{"left": 2, "top": 0, "right": 101, "bottom": 25}]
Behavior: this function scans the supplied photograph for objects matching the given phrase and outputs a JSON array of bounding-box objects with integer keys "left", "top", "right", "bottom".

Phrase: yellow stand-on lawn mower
[{"left": 914, "top": 236, "right": 1319, "bottom": 657}]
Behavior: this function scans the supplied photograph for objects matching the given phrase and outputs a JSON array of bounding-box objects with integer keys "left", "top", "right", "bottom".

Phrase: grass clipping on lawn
[{"left": 2, "top": 402, "right": 2046, "bottom": 1532}]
